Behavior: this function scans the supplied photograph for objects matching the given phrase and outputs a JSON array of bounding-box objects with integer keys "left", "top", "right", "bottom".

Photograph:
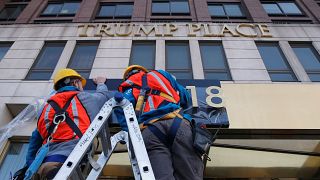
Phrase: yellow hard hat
[
  {"left": 123, "top": 65, "right": 148, "bottom": 80},
  {"left": 53, "top": 68, "right": 86, "bottom": 90}
]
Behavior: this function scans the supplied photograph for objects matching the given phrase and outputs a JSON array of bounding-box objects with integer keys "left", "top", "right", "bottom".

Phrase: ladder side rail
[
  {"left": 126, "top": 135, "right": 142, "bottom": 180},
  {"left": 53, "top": 98, "right": 117, "bottom": 180},
  {"left": 86, "top": 131, "right": 127, "bottom": 179},
  {"left": 122, "top": 103, "right": 155, "bottom": 180}
]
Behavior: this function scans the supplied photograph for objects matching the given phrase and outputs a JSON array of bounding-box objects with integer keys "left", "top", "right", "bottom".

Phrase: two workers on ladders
[{"left": 14, "top": 65, "right": 210, "bottom": 180}]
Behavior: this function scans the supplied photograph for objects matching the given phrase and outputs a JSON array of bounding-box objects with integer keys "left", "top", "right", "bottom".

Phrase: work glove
[{"left": 12, "top": 166, "right": 28, "bottom": 180}]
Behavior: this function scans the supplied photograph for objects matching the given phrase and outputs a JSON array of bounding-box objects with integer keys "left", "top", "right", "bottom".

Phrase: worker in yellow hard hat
[
  {"left": 18, "top": 68, "right": 110, "bottom": 179},
  {"left": 118, "top": 65, "right": 204, "bottom": 180}
]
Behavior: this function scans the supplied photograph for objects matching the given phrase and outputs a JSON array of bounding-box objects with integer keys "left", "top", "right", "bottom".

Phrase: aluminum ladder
[{"left": 53, "top": 93, "right": 155, "bottom": 180}]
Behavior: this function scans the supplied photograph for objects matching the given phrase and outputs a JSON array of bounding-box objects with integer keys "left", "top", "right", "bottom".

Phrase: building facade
[{"left": 0, "top": 0, "right": 320, "bottom": 179}]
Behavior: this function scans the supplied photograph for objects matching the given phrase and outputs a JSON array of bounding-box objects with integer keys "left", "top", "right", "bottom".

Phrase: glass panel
[
  {"left": 0, "top": 6, "right": 25, "bottom": 20},
  {"left": 76, "top": 71, "right": 90, "bottom": 79},
  {"left": 115, "top": 4, "right": 133, "bottom": 17},
  {"left": 68, "top": 43, "right": 99, "bottom": 71},
  {"left": 42, "top": 4, "right": 62, "bottom": 15},
  {"left": 171, "top": 1, "right": 189, "bottom": 14},
  {"left": 200, "top": 43, "right": 227, "bottom": 69},
  {"left": 25, "top": 71, "right": 52, "bottom": 80},
  {"left": 60, "top": 2, "right": 80, "bottom": 15},
  {"left": 0, "top": 44, "right": 11, "bottom": 60},
  {"left": 26, "top": 43, "right": 65, "bottom": 80},
  {"left": 204, "top": 72, "right": 231, "bottom": 81},
  {"left": 224, "top": 4, "right": 244, "bottom": 17},
  {"left": 166, "top": 42, "right": 191, "bottom": 70},
  {"left": 291, "top": 45, "right": 320, "bottom": 71},
  {"left": 270, "top": 73, "right": 297, "bottom": 82},
  {"left": 279, "top": 2, "right": 302, "bottom": 15},
  {"left": 257, "top": 44, "right": 290, "bottom": 70},
  {"left": 308, "top": 73, "right": 320, "bottom": 82},
  {"left": 9, "top": 5, "right": 26, "bottom": 19},
  {"left": 0, "top": 143, "right": 29, "bottom": 180},
  {"left": 170, "top": 71, "right": 193, "bottom": 79},
  {"left": 152, "top": 2, "right": 170, "bottom": 14},
  {"left": 98, "top": 5, "right": 115, "bottom": 17},
  {"left": 262, "top": 3, "right": 282, "bottom": 15},
  {"left": 130, "top": 41, "right": 156, "bottom": 70},
  {"left": 208, "top": 5, "right": 225, "bottom": 17}
]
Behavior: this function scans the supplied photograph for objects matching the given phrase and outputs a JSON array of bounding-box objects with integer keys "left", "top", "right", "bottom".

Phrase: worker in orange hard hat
[
  {"left": 16, "top": 68, "right": 110, "bottom": 179},
  {"left": 117, "top": 65, "right": 204, "bottom": 180}
]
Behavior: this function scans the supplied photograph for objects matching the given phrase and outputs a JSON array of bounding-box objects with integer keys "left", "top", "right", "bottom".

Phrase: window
[
  {"left": 67, "top": 42, "right": 99, "bottom": 78},
  {"left": 257, "top": 43, "right": 297, "bottom": 82},
  {"left": 208, "top": 3, "right": 246, "bottom": 19},
  {"left": 261, "top": 1, "right": 303, "bottom": 16},
  {"left": 96, "top": 3, "right": 133, "bottom": 19},
  {"left": 199, "top": 42, "right": 232, "bottom": 81},
  {"left": 291, "top": 43, "right": 320, "bottom": 82},
  {"left": 0, "top": 43, "right": 12, "bottom": 60},
  {"left": 0, "top": 5, "right": 26, "bottom": 21},
  {"left": 166, "top": 41, "right": 193, "bottom": 79},
  {"left": 0, "top": 142, "right": 29, "bottom": 180},
  {"left": 41, "top": 2, "right": 80, "bottom": 16},
  {"left": 130, "top": 41, "right": 156, "bottom": 70},
  {"left": 25, "top": 42, "right": 65, "bottom": 80},
  {"left": 152, "top": 0, "right": 190, "bottom": 15}
]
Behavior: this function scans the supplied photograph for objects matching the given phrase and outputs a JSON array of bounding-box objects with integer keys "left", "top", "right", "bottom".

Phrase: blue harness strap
[{"left": 147, "top": 114, "right": 183, "bottom": 148}]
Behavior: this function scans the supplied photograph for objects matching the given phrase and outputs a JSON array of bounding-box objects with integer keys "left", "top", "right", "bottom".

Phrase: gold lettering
[
  {"left": 115, "top": 23, "right": 133, "bottom": 36},
  {"left": 186, "top": 86, "right": 198, "bottom": 107},
  {"left": 163, "top": 23, "right": 178, "bottom": 36},
  {"left": 94, "top": 24, "right": 114, "bottom": 37},
  {"left": 236, "top": 24, "right": 258, "bottom": 37},
  {"left": 218, "top": 24, "right": 240, "bottom": 37},
  {"left": 202, "top": 24, "right": 217, "bottom": 37},
  {"left": 257, "top": 24, "right": 272, "bottom": 37},
  {"left": 134, "top": 24, "right": 162, "bottom": 36},
  {"left": 78, "top": 24, "right": 95, "bottom": 37},
  {"left": 206, "top": 86, "right": 224, "bottom": 108},
  {"left": 187, "top": 24, "right": 201, "bottom": 37}
]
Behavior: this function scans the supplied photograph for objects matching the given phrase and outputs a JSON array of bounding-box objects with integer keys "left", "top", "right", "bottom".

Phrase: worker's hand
[{"left": 93, "top": 76, "right": 107, "bottom": 84}]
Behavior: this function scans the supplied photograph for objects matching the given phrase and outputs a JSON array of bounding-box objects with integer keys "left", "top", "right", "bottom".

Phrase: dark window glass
[
  {"left": 67, "top": 42, "right": 99, "bottom": 79},
  {"left": 130, "top": 41, "right": 156, "bottom": 70},
  {"left": 199, "top": 42, "right": 232, "bottom": 81},
  {"left": 0, "top": 5, "right": 26, "bottom": 21},
  {"left": 41, "top": 2, "right": 80, "bottom": 16},
  {"left": 26, "top": 42, "right": 65, "bottom": 80},
  {"left": 0, "top": 142, "right": 29, "bottom": 180},
  {"left": 0, "top": 43, "right": 12, "bottom": 60},
  {"left": 152, "top": 0, "right": 190, "bottom": 16},
  {"left": 262, "top": 1, "right": 303, "bottom": 16},
  {"left": 208, "top": 3, "right": 245, "bottom": 19},
  {"left": 171, "top": 1, "right": 189, "bottom": 14},
  {"left": 97, "top": 4, "right": 133, "bottom": 19},
  {"left": 291, "top": 44, "right": 320, "bottom": 82},
  {"left": 166, "top": 41, "right": 193, "bottom": 79},
  {"left": 152, "top": 2, "right": 170, "bottom": 14},
  {"left": 257, "top": 43, "right": 297, "bottom": 82}
]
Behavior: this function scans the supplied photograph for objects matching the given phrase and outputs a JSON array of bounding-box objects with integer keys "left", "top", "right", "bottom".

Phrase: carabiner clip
[{"left": 53, "top": 113, "right": 66, "bottom": 124}]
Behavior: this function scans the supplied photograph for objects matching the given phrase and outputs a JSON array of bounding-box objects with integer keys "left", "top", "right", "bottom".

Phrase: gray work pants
[{"left": 142, "top": 119, "right": 204, "bottom": 180}]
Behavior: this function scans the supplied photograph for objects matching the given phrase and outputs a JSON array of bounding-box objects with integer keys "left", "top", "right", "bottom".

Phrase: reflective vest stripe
[
  {"left": 125, "top": 79, "right": 134, "bottom": 86},
  {"left": 148, "top": 96, "right": 155, "bottom": 111},
  {"left": 149, "top": 72, "right": 173, "bottom": 97},
  {"left": 44, "top": 105, "right": 51, "bottom": 132},
  {"left": 71, "top": 98, "right": 79, "bottom": 127}
]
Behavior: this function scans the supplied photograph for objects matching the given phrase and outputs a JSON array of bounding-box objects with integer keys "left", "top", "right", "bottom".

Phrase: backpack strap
[
  {"left": 46, "top": 94, "right": 83, "bottom": 140},
  {"left": 135, "top": 74, "right": 149, "bottom": 118}
]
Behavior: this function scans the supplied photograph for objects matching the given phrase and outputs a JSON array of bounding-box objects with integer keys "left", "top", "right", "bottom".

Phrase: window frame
[
  {"left": 129, "top": 41, "right": 156, "bottom": 70},
  {"left": 96, "top": 3, "right": 134, "bottom": 19},
  {"left": 290, "top": 43, "right": 320, "bottom": 82},
  {"left": 0, "top": 3, "right": 27, "bottom": 21},
  {"left": 256, "top": 42, "right": 298, "bottom": 82},
  {"left": 151, "top": 0, "right": 190, "bottom": 16},
  {"left": 0, "top": 42, "right": 13, "bottom": 61},
  {"left": 207, "top": 2, "right": 247, "bottom": 20},
  {"left": 40, "top": 1, "right": 81, "bottom": 17},
  {"left": 199, "top": 41, "right": 232, "bottom": 81},
  {"left": 25, "top": 42, "right": 66, "bottom": 81},
  {"left": 261, "top": 0, "right": 305, "bottom": 17},
  {"left": 66, "top": 41, "right": 99, "bottom": 79},
  {"left": 165, "top": 41, "right": 193, "bottom": 79}
]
